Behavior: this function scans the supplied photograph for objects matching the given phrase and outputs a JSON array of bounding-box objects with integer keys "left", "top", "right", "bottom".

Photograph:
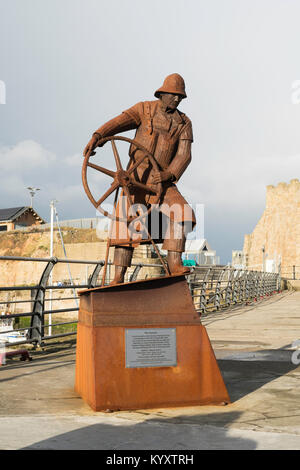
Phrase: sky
[{"left": 1, "top": 0, "right": 300, "bottom": 263}]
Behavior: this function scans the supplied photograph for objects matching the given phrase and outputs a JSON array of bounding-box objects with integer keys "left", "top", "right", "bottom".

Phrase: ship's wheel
[{"left": 82, "top": 135, "right": 170, "bottom": 283}]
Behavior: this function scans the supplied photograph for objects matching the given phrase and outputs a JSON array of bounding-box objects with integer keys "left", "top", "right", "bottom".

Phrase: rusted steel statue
[
  {"left": 83, "top": 74, "right": 195, "bottom": 284},
  {"left": 78, "top": 79, "right": 231, "bottom": 411}
]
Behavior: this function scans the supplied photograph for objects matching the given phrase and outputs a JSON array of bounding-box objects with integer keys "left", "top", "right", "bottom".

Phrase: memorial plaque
[{"left": 125, "top": 328, "right": 177, "bottom": 368}]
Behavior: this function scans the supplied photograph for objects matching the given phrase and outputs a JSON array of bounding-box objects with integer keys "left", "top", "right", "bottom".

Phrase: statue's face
[{"left": 159, "top": 92, "right": 183, "bottom": 111}]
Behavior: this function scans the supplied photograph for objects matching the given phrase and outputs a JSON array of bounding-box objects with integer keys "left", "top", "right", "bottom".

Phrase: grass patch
[{"left": 14, "top": 316, "right": 77, "bottom": 336}]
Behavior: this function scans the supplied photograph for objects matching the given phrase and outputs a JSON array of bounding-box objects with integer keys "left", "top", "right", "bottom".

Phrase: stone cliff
[
  {"left": 0, "top": 227, "right": 162, "bottom": 316},
  {"left": 243, "top": 179, "right": 300, "bottom": 277}
]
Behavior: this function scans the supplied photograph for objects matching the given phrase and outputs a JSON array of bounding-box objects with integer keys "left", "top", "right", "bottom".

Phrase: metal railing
[
  {"left": 188, "top": 266, "right": 280, "bottom": 314},
  {"left": 281, "top": 266, "right": 300, "bottom": 280},
  {"left": 0, "top": 256, "right": 281, "bottom": 348},
  {"left": 0, "top": 255, "right": 164, "bottom": 348}
]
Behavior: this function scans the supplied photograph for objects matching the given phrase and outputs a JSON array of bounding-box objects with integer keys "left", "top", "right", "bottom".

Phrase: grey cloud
[{"left": 1, "top": 0, "right": 300, "bottom": 263}]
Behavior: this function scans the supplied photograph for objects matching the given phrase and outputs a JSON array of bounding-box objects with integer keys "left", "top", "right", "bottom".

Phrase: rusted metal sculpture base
[{"left": 75, "top": 275, "right": 230, "bottom": 411}]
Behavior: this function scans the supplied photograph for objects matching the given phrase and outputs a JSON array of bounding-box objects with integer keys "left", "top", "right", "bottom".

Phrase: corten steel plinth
[{"left": 75, "top": 275, "right": 230, "bottom": 411}]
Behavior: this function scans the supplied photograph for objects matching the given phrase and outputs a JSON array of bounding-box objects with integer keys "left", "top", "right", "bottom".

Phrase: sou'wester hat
[{"left": 154, "top": 73, "right": 187, "bottom": 99}]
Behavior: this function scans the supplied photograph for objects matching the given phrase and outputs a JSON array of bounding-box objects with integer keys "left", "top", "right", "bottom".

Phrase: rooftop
[{"left": 0, "top": 206, "right": 44, "bottom": 223}]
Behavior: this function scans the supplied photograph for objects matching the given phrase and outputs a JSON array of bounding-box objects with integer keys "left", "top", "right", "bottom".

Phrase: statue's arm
[
  {"left": 167, "top": 139, "right": 192, "bottom": 182},
  {"left": 152, "top": 117, "right": 193, "bottom": 184},
  {"left": 83, "top": 104, "right": 141, "bottom": 157},
  {"left": 93, "top": 112, "right": 138, "bottom": 140},
  {"left": 151, "top": 139, "right": 192, "bottom": 184}
]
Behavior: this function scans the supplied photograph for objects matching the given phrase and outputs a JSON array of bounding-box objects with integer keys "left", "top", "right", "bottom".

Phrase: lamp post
[
  {"left": 262, "top": 245, "right": 266, "bottom": 272},
  {"left": 49, "top": 200, "right": 58, "bottom": 336},
  {"left": 50, "top": 200, "right": 57, "bottom": 259},
  {"left": 26, "top": 187, "right": 40, "bottom": 208}
]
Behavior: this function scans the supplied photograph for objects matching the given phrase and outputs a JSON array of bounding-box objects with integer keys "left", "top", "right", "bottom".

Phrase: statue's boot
[
  {"left": 110, "top": 266, "right": 127, "bottom": 285},
  {"left": 167, "top": 250, "right": 190, "bottom": 275},
  {"left": 109, "top": 246, "right": 133, "bottom": 285},
  {"left": 162, "top": 219, "right": 190, "bottom": 275}
]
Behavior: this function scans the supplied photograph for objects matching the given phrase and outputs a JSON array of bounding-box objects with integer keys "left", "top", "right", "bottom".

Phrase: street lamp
[
  {"left": 49, "top": 200, "right": 58, "bottom": 258},
  {"left": 49, "top": 199, "right": 58, "bottom": 337},
  {"left": 26, "top": 187, "right": 40, "bottom": 208},
  {"left": 262, "top": 245, "right": 268, "bottom": 272}
]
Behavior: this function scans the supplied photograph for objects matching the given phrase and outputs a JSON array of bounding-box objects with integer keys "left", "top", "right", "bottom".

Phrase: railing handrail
[
  {"left": 0, "top": 255, "right": 162, "bottom": 268},
  {"left": 0, "top": 255, "right": 281, "bottom": 348}
]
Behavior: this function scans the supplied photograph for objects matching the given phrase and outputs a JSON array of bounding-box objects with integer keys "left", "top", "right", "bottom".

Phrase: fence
[
  {"left": 281, "top": 266, "right": 300, "bottom": 280},
  {"left": 0, "top": 256, "right": 281, "bottom": 348},
  {"left": 188, "top": 266, "right": 280, "bottom": 313},
  {"left": 16, "top": 218, "right": 101, "bottom": 231}
]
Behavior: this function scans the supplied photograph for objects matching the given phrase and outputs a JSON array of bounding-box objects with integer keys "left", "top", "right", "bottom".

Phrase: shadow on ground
[
  {"left": 1, "top": 347, "right": 299, "bottom": 412},
  {"left": 218, "top": 356, "right": 300, "bottom": 402},
  {"left": 1, "top": 347, "right": 300, "bottom": 449},
  {"left": 20, "top": 411, "right": 257, "bottom": 450}
]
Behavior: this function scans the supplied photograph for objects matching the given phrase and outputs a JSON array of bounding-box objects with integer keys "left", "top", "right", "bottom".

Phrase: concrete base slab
[
  {"left": 1, "top": 415, "right": 300, "bottom": 450},
  {"left": 1, "top": 291, "right": 300, "bottom": 450}
]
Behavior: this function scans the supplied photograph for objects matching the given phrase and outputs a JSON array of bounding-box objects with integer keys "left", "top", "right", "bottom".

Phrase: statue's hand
[
  {"left": 152, "top": 170, "right": 173, "bottom": 184},
  {"left": 83, "top": 134, "right": 100, "bottom": 158}
]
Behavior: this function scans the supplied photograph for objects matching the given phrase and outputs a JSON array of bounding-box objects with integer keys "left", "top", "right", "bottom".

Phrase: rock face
[
  {"left": 0, "top": 227, "right": 162, "bottom": 286},
  {"left": 243, "top": 179, "right": 300, "bottom": 278},
  {"left": 0, "top": 227, "right": 163, "bottom": 317}
]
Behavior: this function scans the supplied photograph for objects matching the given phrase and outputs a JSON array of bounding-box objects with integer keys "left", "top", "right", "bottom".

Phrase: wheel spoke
[
  {"left": 87, "top": 162, "right": 116, "bottom": 178},
  {"left": 123, "top": 186, "right": 138, "bottom": 219},
  {"left": 96, "top": 181, "right": 119, "bottom": 207},
  {"left": 128, "top": 178, "right": 157, "bottom": 194},
  {"left": 127, "top": 154, "right": 149, "bottom": 175},
  {"left": 123, "top": 185, "right": 133, "bottom": 207},
  {"left": 111, "top": 140, "right": 123, "bottom": 171}
]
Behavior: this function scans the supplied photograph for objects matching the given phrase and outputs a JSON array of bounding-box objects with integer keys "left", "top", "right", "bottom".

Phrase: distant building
[
  {"left": 232, "top": 250, "right": 246, "bottom": 269},
  {"left": 0, "top": 207, "right": 45, "bottom": 232},
  {"left": 157, "top": 240, "right": 220, "bottom": 265},
  {"left": 183, "top": 239, "right": 220, "bottom": 265}
]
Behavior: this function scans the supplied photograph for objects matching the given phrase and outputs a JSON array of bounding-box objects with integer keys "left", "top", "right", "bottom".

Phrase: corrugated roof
[{"left": 0, "top": 207, "right": 26, "bottom": 221}]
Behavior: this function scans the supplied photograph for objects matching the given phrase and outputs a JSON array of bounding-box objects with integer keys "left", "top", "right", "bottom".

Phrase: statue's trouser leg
[
  {"left": 162, "top": 219, "right": 190, "bottom": 274},
  {"left": 111, "top": 246, "right": 134, "bottom": 284}
]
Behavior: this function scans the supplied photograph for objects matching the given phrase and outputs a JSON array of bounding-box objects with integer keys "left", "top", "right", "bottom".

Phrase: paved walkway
[{"left": 1, "top": 291, "right": 300, "bottom": 450}]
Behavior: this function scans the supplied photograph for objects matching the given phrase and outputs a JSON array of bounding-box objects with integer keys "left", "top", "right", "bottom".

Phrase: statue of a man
[{"left": 83, "top": 73, "right": 196, "bottom": 284}]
